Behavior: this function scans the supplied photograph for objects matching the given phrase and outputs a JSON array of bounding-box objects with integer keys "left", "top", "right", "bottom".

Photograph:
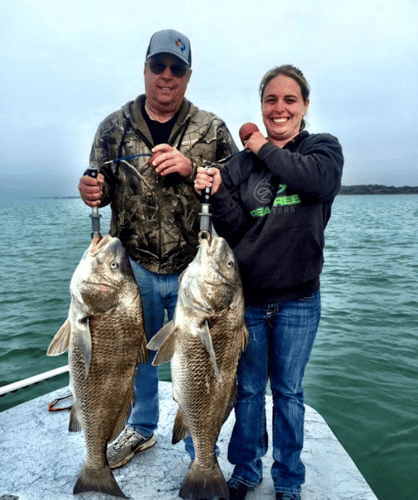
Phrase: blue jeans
[
  {"left": 127, "top": 260, "right": 199, "bottom": 457},
  {"left": 228, "top": 290, "right": 321, "bottom": 495},
  {"left": 128, "top": 260, "right": 179, "bottom": 437}
]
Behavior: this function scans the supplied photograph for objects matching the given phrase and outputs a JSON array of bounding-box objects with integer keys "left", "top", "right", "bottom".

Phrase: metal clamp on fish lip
[
  {"left": 86, "top": 165, "right": 102, "bottom": 240},
  {"left": 199, "top": 164, "right": 212, "bottom": 239}
]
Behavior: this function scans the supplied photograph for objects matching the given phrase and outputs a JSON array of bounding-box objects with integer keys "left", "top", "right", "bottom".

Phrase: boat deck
[{"left": 0, "top": 381, "right": 378, "bottom": 500}]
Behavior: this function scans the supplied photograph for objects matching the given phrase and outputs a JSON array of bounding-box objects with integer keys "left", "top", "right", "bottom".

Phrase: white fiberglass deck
[{"left": 0, "top": 381, "right": 378, "bottom": 500}]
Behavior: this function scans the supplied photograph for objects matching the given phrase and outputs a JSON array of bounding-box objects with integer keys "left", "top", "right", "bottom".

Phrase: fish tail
[
  {"left": 73, "top": 464, "right": 126, "bottom": 498},
  {"left": 179, "top": 460, "right": 229, "bottom": 500}
]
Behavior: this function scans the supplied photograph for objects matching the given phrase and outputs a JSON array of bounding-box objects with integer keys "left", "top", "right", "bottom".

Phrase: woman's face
[{"left": 262, "top": 74, "right": 309, "bottom": 147}]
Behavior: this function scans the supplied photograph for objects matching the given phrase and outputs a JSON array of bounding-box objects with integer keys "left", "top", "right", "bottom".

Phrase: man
[{"left": 78, "top": 29, "right": 238, "bottom": 469}]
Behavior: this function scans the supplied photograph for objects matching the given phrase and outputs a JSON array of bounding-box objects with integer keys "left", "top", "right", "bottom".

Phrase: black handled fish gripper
[
  {"left": 199, "top": 165, "right": 212, "bottom": 237},
  {"left": 86, "top": 165, "right": 102, "bottom": 239}
]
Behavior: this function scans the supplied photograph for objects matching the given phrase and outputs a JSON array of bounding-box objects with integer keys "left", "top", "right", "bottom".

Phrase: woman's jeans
[
  {"left": 128, "top": 260, "right": 179, "bottom": 437},
  {"left": 228, "top": 290, "right": 321, "bottom": 495}
]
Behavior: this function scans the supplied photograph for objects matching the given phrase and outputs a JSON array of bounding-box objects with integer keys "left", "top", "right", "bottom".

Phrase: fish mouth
[
  {"left": 198, "top": 232, "right": 235, "bottom": 267},
  {"left": 198, "top": 231, "right": 213, "bottom": 255},
  {"left": 90, "top": 235, "right": 103, "bottom": 253},
  {"left": 198, "top": 231, "right": 214, "bottom": 254},
  {"left": 89, "top": 234, "right": 113, "bottom": 255},
  {"left": 198, "top": 231, "right": 229, "bottom": 259},
  {"left": 198, "top": 230, "right": 211, "bottom": 242}
]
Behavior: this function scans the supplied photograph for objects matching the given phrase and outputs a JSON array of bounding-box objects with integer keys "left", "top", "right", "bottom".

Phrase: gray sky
[{"left": 1, "top": 0, "right": 417, "bottom": 202}]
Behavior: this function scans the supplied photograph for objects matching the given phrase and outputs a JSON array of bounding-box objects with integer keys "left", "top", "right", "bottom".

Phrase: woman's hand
[
  {"left": 244, "top": 131, "right": 269, "bottom": 154},
  {"left": 194, "top": 167, "right": 222, "bottom": 195}
]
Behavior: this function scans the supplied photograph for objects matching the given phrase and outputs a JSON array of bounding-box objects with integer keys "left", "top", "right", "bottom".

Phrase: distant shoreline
[
  {"left": 32, "top": 185, "right": 418, "bottom": 199},
  {"left": 339, "top": 185, "right": 418, "bottom": 195}
]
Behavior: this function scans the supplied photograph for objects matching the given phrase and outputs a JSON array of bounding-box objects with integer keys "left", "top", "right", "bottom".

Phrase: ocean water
[{"left": 0, "top": 195, "right": 417, "bottom": 500}]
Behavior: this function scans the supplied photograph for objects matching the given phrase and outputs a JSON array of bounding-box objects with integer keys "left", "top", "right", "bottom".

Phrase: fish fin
[
  {"left": 109, "top": 382, "right": 135, "bottom": 443},
  {"left": 152, "top": 334, "right": 176, "bottom": 365},
  {"left": 73, "top": 319, "right": 92, "bottom": 378},
  {"left": 147, "top": 321, "right": 177, "bottom": 366},
  {"left": 73, "top": 464, "right": 126, "bottom": 498},
  {"left": 69, "top": 404, "right": 82, "bottom": 432},
  {"left": 146, "top": 320, "right": 174, "bottom": 350},
  {"left": 47, "top": 319, "right": 71, "bottom": 356},
  {"left": 172, "top": 408, "right": 190, "bottom": 444},
  {"left": 179, "top": 460, "right": 228, "bottom": 500},
  {"left": 198, "top": 321, "right": 221, "bottom": 382}
]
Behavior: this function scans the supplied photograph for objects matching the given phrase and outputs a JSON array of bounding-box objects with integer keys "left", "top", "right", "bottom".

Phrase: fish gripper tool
[
  {"left": 199, "top": 165, "right": 212, "bottom": 235},
  {"left": 86, "top": 165, "right": 102, "bottom": 239}
]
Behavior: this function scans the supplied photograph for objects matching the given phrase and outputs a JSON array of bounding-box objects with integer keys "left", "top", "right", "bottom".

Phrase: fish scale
[
  {"left": 47, "top": 234, "right": 148, "bottom": 498},
  {"left": 148, "top": 233, "right": 248, "bottom": 500},
  {"left": 172, "top": 310, "right": 241, "bottom": 459}
]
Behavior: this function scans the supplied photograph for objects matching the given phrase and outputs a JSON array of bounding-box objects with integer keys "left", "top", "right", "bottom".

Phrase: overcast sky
[{"left": 1, "top": 0, "right": 417, "bottom": 202}]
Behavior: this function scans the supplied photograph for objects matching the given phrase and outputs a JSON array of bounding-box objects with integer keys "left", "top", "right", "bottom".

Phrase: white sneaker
[{"left": 107, "top": 427, "right": 156, "bottom": 469}]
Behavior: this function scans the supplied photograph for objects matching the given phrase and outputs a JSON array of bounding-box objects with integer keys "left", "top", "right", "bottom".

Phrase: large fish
[
  {"left": 47, "top": 234, "right": 148, "bottom": 498},
  {"left": 148, "top": 232, "right": 248, "bottom": 500}
]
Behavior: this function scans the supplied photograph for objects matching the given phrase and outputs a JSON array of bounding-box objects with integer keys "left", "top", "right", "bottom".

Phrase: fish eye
[
  {"left": 110, "top": 261, "right": 119, "bottom": 269},
  {"left": 227, "top": 260, "right": 234, "bottom": 268}
]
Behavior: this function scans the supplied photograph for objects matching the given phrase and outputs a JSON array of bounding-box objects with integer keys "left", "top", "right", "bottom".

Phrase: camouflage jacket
[{"left": 89, "top": 94, "right": 238, "bottom": 274}]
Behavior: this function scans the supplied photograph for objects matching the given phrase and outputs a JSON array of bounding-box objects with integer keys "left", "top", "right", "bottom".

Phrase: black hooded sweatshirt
[{"left": 210, "top": 131, "right": 344, "bottom": 305}]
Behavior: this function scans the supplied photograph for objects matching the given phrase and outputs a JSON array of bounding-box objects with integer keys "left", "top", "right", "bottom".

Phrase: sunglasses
[{"left": 148, "top": 60, "right": 189, "bottom": 78}]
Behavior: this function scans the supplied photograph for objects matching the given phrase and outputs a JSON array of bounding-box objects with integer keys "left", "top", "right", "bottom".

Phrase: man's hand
[
  {"left": 194, "top": 167, "right": 222, "bottom": 196},
  {"left": 78, "top": 173, "right": 104, "bottom": 207},
  {"left": 149, "top": 144, "right": 192, "bottom": 177}
]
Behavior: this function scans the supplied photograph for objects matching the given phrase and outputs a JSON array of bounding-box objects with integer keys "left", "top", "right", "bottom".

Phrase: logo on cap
[{"left": 175, "top": 39, "right": 186, "bottom": 52}]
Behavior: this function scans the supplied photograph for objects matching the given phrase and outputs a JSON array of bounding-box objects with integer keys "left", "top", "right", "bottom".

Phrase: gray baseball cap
[{"left": 146, "top": 29, "right": 192, "bottom": 67}]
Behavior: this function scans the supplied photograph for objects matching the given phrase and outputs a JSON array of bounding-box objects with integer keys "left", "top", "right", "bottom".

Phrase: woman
[{"left": 194, "top": 65, "right": 343, "bottom": 500}]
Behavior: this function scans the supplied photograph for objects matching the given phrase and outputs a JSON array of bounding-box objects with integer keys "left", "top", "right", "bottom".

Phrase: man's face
[{"left": 144, "top": 54, "right": 191, "bottom": 114}]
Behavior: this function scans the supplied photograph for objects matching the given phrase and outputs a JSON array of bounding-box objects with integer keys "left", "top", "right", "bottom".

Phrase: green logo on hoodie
[{"left": 250, "top": 185, "right": 301, "bottom": 218}]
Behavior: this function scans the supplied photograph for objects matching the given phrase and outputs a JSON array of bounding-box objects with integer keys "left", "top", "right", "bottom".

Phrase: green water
[{"left": 1, "top": 195, "right": 417, "bottom": 500}]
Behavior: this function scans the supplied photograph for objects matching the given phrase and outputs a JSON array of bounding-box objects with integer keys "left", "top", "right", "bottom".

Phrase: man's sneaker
[
  {"left": 276, "top": 493, "right": 301, "bottom": 500},
  {"left": 227, "top": 479, "right": 249, "bottom": 500},
  {"left": 107, "top": 427, "right": 156, "bottom": 469}
]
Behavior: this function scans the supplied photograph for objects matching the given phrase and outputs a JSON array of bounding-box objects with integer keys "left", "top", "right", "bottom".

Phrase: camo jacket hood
[{"left": 89, "top": 95, "right": 238, "bottom": 274}]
